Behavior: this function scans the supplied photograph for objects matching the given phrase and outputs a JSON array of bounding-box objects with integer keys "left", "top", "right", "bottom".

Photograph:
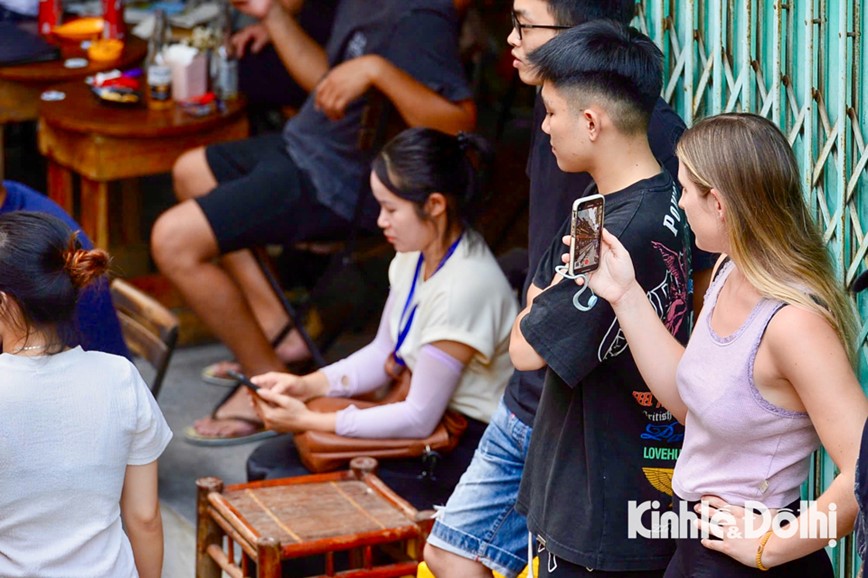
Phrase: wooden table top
[
  {"left": 0, "top": 34, "right": 148, "bottom": 85},
  {"left": 38, "top": 80, "right": 247, "bottom": 138},
  {"left": 221, "top": 479, "right": 418, "bottom": 546}
]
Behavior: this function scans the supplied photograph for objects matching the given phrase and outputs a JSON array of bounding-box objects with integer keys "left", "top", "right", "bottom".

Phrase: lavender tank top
[{"left": 672, "top": 260, "right": 820, "bottom": 507}]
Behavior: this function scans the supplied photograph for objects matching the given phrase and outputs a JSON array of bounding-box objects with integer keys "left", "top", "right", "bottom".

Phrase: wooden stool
[
  {"left": 196, "top": 457, "right": 433, "bottom": 578},
  {"left": 37, "top": 80, "right": 249, "bottom": 249}
]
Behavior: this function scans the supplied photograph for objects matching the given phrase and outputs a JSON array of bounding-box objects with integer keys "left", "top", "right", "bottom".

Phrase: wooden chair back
[{"left": 110, "top": 278, "right": 179, "bottom": 398}]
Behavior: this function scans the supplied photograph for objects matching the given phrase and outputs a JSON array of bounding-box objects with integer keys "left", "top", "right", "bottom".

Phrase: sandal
[
  {"left": 183, "top": 385, "right": 278, "bottom": 446},
  {"left": 200, "top": 322, "right": 304, "bottom": 387}
]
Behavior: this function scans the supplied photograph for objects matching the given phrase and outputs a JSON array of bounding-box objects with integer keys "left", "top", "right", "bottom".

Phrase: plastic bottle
[
  {"left": 146, "top": 10, "right": 173, "bottom": 110},
  {"left": 212, "top": 0, "right": 238, "bottom": 101}
]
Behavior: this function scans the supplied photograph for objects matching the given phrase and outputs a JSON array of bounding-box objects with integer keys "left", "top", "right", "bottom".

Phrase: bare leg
[
  {"left": 424, "top": 543, "right": 495, "bottom": 578},
  {"left": 172, "top": 147, "right": 217, "bottom": 201},
  {"left": 173, "top": 148, "right": 310, "bottom": 364},
  {"left": 151, "top": 201, "right": 283, "bottom": 436}
]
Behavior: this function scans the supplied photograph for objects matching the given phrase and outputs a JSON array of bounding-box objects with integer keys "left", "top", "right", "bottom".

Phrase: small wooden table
[
  {"left": 0, "top": 27, "right": 147, "bottom": 177},
  {"left": 38, "top": 80, "right": 249, "bottom": 248},
  {"left": 196, "top": 457, "right": 432, "bottom": 578}
]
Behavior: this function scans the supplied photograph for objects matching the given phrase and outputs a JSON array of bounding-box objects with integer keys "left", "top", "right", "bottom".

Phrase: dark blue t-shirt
[
  {"left": 283, "top": 0, "right": 471, "bottom": 226},
  {"left": 1, "top": 181, "right": 129, "bottom": 358},
  {"left": 516, "top": 172, "right": 690, "bottom": 570}
]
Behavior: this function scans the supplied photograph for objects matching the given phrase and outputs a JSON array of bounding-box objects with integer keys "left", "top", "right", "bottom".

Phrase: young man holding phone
[
  {"left": 507, "top": 21, "right": 690, "bottom": 576},
  {"left": 424, "top": 2, "right": 709, "bottom": 576}
]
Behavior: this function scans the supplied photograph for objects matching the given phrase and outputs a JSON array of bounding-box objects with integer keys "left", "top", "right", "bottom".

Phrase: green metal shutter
[{"left": 637, "top": 1, "right": 867, "bottom": 575}]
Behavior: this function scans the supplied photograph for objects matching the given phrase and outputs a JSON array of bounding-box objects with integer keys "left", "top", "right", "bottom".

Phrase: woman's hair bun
[{"left": 64, "top": 236, "right": 110, "bottom": 289}]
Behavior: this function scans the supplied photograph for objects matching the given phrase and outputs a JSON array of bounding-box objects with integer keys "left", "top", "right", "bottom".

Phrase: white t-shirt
[
  {"left": 0, "top": 347, "right": 172, "bottom": 578},
  {"left": 388, "top": 233, "right": 518, "bottom": 423}
]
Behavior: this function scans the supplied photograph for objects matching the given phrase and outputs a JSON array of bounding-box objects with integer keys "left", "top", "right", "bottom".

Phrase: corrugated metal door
[{"left": 636, "top": 1, "right": 867, "bottom": 575}]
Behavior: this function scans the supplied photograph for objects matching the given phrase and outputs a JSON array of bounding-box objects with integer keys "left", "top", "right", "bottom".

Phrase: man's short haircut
[
  {"left": 546, "top": 0, "right": 636, "bottom": 27},
  {"left": 528, "top": 19, "right": 663, "bottom": 135}
]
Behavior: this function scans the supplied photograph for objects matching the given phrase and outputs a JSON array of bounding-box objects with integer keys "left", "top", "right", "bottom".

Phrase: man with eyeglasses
[{"left": 424, "top": 2, "right": 715, "bottom": 577}]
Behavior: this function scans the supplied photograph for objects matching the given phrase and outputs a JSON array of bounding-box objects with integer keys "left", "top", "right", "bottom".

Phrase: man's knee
[
  {"left": 150, "top": 202, "right": 215, "bottom": 274},
  {"left": 424, "top": 543, "right": 489, "bottom": 578},
  {"left": 173, "top": 147, "right": 216, "bottom": 201},
  {"left": 424, "top": 543, "right": 447, "bottom": 575}
]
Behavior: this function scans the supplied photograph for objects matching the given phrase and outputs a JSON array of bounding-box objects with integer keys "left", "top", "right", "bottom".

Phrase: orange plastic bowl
[
  {"left": 88, "top": 38, "right": 124, "bottom": 62},
  {"left": 53, "top": 17, "right": 104, "bottom": 42}
]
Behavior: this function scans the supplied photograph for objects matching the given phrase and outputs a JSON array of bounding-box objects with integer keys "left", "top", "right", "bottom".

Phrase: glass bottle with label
[
  {"left": 212, "top": 0, "right": 238, "bottom": 101},
  {"left": 146, "top": 10, "right": 173, "bottom": 110}
]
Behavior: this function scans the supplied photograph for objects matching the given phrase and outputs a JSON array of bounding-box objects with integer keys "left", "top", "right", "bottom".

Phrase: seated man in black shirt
[{"left": 151, "top": 0, "right": 475, "bottom": 444}]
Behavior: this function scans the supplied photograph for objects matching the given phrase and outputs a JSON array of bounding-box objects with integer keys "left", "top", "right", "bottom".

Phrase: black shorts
[
  {"left": 535, "top": 546, "right": 664, "bottom": 578},
  {"left": 198, "top": 133, "right": 350, "bottom": 255},
  {"left": 664, "top": 496, "right": 833, "bottom": 578}
]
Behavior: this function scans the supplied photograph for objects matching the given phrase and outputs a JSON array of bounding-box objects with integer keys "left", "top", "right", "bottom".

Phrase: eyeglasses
[{"left": 511, "top": 11, "right": 571, "bottom": 41}]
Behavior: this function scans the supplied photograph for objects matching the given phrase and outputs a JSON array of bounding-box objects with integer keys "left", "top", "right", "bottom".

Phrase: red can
[
  {"left": 101, "top": 0, "right": 126, "bottom": 40},
  {"left": 37, "top": 0, "right": 61, "bottom": 36}
]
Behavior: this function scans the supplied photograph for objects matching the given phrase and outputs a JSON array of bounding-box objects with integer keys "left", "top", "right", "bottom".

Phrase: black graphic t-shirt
[
  {"left": 516, "top": 171, "right": 691, "bottom": 571},
  {"left": 504, "top": 96, "right": 716, "bottom": 428}
]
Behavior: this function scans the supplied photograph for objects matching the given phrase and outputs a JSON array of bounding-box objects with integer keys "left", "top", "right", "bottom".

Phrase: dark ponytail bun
[
  {"left": 373, "top": 127, "right": 494, "bottom": 228},
  {"left": 64, "top": 237, "right": 110, "bottom": 290},
  {"left": 0, "top": 211, "right": 110, "bottom": 335}
]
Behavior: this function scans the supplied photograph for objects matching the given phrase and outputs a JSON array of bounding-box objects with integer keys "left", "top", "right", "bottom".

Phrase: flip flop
[
  {"left": 183, "top": 418, "right": 277, "bottom": 446},
  {"left": 200, "top": 322, "right": 310, "bottom": 387},
  {"left": 183, "top": 384, "right": 278, "bottom": 446},
  {"left": 201, "top": 360, "right": 245, "bottom": 387}
]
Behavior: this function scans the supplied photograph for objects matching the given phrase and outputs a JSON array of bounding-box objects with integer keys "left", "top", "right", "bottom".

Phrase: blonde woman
[{"left": 582, "top": 113, "right": 867, "bottom": 576}]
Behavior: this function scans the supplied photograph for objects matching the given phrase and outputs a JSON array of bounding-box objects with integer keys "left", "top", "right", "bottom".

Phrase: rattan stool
[{"left": 195, "top": 457, "right": 433, "bottom": 578}]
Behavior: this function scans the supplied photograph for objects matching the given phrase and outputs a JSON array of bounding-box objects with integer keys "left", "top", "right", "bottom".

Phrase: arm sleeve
[
  {"left": 127, "top": 365, "right": 173, "bottom": 465},
  {"left": 335, "top": 344, "right": 464, "bottom": 438},
  {"left": 321, "top": 291, "right": 396, "bottom": 397}
]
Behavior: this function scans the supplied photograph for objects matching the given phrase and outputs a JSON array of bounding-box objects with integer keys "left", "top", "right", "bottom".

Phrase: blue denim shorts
[{"left": 427, "top": 399, "right": 533, "bottom": 578}]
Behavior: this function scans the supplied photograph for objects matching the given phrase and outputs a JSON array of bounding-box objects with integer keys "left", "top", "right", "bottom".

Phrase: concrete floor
[
  {"left": 154, "top": 341, "right": 254, "bottom": 577},
  {"left": 153, "top": 333, "right": 373, "bottom": 577}
]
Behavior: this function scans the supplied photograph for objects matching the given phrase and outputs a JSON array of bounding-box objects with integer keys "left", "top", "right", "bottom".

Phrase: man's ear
[
  {"left": 583, "top": 107, "right": 602, "bottom": 141},
  {"left": 424, "top": 192, "right": 448, "bottom": 218}
]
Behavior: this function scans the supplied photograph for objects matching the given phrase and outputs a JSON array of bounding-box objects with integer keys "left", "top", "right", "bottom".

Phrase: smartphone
[
  {"left": 568, "top": 194, "right": 605, "bottom": 276},
  {"left": 226, "top": 369, "right": 261, "bottom": 394}
]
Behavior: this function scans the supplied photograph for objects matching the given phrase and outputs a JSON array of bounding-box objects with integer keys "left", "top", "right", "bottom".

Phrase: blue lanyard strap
[{"left": 393, "top": 233, "right": 463, "bottom": 366}]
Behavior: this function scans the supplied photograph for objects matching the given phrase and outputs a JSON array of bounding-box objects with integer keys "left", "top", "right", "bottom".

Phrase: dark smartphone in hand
[
  {"left": 568, "top": 194, "right": 605, "bottom": 276},
  {"left": 227, "top": 369, "right": 261, "bottom": 394}
]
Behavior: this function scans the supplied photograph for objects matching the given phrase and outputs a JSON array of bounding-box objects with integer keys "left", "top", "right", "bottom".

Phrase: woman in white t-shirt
[
  {"left": 246, "top": 127, "right": 518, "bottom": 508},
  {"left": 0, "top": 212, "right": 172, "bottom": 578}
]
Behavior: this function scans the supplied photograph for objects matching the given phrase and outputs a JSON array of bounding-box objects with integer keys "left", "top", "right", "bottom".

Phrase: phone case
[{"left": 568, "top": 194, "right": 605, "bottom": 276}]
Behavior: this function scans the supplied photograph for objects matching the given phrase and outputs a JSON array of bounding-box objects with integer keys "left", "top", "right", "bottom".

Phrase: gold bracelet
[{"left": 756, "top": 529, "right": 774, "bottom": 571}]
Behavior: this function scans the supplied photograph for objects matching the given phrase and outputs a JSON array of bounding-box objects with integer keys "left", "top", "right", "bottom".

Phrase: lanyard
[{"left": 393, "top": 233, "right": 463, "bottom": 366}]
